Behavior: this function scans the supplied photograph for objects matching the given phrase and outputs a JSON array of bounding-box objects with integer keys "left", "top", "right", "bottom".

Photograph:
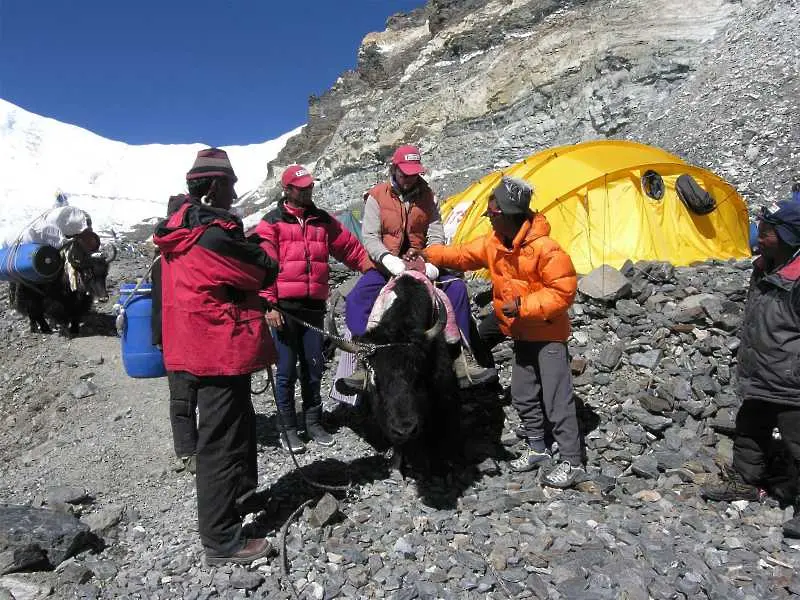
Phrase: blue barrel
[
  {"left": 0, "top": 243, "right": 63, "bottom": 282},
  {"left": 118, "top": 283, "right": 166, "bottom": 378},
  {"left": 749, "top": 222, "right": 760, "bottom": 255}
]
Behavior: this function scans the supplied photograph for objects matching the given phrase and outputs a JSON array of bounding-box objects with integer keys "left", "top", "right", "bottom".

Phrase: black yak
[
  {"left": 9, "top": 240, "right": 116, "bottom": 336},
  {"left": 329, "top": 275, "right": 460, "bottom": 475}
]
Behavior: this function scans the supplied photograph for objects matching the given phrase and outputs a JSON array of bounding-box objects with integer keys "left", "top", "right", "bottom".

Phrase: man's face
[
  {"left": 485, "top": 197, "right": 516, "bottom": 238},
  {"left": 757, "top": 220, "right": 781, "bottom": 257},
  {"left": 286, "top": 184, "right": 314, "bottom": 206},
  {"left": 394, "top": 168, "right": 420, "bottom": 192}
]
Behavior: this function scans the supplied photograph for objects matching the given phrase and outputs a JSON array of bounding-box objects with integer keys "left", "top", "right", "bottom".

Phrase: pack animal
[
  {"left": 9, "top": 241, "right": 116, "bottom": 336},
  {"left": 330, "top": 275, "right": 460, "bottom": 475}
]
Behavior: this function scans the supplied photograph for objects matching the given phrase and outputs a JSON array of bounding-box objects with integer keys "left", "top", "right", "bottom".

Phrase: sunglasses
[{"left": 483, "top": 207, "right": 504, "bottom": 218}]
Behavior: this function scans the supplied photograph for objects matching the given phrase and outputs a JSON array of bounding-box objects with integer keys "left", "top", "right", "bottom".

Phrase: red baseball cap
[
  {"left": 281, "top": 164, "right": 314, "bottom": 188},
  {"left": 391, "top": 145, "right": 426, "bottom": 176}
]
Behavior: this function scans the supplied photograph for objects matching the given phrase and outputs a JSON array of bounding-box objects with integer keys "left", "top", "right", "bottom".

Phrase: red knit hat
[{"left": 186, "top": 148, "right": 237, "bottom": 182}]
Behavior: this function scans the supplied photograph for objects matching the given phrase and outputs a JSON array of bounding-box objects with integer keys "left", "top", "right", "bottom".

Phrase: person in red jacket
[
  {"left": 255, "top": 164, "right": 372, "bottom": 453},
  {"left": 153, "top": 148, "right": 279, "bottom": 566}
]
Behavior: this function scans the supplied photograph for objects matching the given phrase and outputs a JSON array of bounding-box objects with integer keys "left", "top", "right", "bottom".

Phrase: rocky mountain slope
[{"left": 250, "top": 0, "right": 797, "bottom": 213}]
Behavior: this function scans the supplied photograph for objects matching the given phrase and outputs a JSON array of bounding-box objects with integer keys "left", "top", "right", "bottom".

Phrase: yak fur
[{"left": 353, "top": 275, "right": 460, "bottom": 475}]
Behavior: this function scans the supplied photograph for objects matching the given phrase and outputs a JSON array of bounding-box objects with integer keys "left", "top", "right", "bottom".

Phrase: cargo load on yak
[
  {"left": 0, "top": 190, "right": 92, "bottom": 251},
  {"left": 0, "top": 192, "right": 95, "bottom": 283},
  {"left": 440, "top": 140, "right": 751, "bottom": 275}
]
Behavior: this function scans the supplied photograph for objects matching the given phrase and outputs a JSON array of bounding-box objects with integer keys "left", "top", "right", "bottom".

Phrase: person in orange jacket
[{"left": 419, "top": 176, "right": 585, "bottom": 488}]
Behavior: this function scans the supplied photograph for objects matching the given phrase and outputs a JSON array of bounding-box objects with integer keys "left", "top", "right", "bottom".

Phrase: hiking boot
[
  {"left": 542, "top": 461, "right": 585, "bottom": 489},
  {"left": 304, "top": 405, "right": 335, "bottom": 447},
  {"left": 205, "top": 537, "right": 273, "bottom": 566},
  {"left": 509, "top": 446, "right": 552, "bottom": 472},
  {"left": 335, "top": 367, "right": 367, "bottom": 395},
  {"left": 453, "top": 350, "right": 498, "bottom": 389},
  {"left": 279, "top": 428, "right": 306, "bottom": 454},
  {"left": 700, "top": 469, "right": 759, "bottom": 502}
]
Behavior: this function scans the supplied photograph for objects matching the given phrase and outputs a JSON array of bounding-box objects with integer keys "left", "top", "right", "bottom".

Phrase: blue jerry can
[{"left": 117, "top": 283, "right": 167, "bottom": 378}]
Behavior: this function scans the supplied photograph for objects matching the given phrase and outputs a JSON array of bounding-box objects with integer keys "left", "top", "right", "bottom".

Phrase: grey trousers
[{"left": 511, "top": 341, "right": 582, "bottom": 465}]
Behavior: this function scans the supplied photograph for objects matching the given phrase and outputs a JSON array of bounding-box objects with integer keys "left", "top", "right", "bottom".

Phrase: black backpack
[{"left": 676, "top": 174, "right": 716, "bottom": 215}]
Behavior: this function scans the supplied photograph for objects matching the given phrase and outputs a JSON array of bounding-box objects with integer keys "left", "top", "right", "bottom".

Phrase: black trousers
[
  {"left": 167, "top": 371, "right": 198, "bottom": 458},
  {"left": 733, "top": 399, "right": 800, "bottom": 490},
  {"left": 174, "top": 372, "right": 258, "bottom": 555}
]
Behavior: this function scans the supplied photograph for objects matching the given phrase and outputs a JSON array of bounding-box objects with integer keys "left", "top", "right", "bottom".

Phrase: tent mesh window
[{"left": 641, "top": 170, "right": 665, "bottom": 200}]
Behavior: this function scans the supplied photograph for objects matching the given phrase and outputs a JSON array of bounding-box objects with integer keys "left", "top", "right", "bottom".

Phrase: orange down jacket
[{"left": 425, "top": 213, "right": 577, "bottom": 342}]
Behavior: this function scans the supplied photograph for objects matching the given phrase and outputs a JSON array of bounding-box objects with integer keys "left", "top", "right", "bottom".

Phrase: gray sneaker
[
  {"left": 542, "top": 461, "right": 585, "bottom": 488},
  {"left": 509, "top": 446, "right": 552, "bottom": 472}
]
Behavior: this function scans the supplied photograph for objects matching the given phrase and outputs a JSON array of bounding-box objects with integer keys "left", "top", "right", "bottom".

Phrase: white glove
[
  {"left": 381, "top": 254, "right": 406, "bottom": 276},
  {"left": 424, "top": 262, "right": 439, "bottom": 281}
]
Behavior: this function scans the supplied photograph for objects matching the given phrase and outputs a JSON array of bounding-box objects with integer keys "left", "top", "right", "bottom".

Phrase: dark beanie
[
  {"left": 762, "top": 201, "right": 800, "bottom": 247},
  {"left": 186, "top": 148, "right": 237, "bottom": 182}
]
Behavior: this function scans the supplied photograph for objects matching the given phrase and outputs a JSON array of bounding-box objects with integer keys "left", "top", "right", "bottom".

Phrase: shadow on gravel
[
  {"left": 81, "top": 311, "right": 119, "bottom": 337},
  {"left": 254, "top": 412, "right": 283, "bottom": 450},
  {"left": 243, "top": 455, "right": 391, "bottom": 537},
  {"left": 575, "top": 393, "right": 602, "bottom": 460},
  {"left": 325, "top": 382, "right": 512, "bottom": 510}
]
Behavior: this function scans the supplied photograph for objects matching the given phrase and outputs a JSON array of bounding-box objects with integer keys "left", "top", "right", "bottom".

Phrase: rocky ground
[
  {"left": 1, "top": 2, "right": 798, "bottom": 596},
  {"left": 1, "top": 244, "right": 800, "bottom": 600}
]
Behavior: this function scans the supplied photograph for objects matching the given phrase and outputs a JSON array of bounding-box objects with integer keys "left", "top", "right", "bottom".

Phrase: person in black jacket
[
  {"left": 151, "top": 195, "right": 196, "bottom": 473},
  {"left": 702, "top": 200, "right": 800, "bottom": 538}
]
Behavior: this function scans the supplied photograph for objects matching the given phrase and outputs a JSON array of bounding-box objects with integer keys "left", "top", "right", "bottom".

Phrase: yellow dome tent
[{"left": 440, "top": 140, "right": 751, "bottom": 275}]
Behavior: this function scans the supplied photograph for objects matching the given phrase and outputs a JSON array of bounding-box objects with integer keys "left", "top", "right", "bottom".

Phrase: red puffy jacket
[
  {"left": 153, "top": 202, "right": 278, "bottom": 376},
  {"left": 254, "top": 200, "right": 371, "bottom": 304}
]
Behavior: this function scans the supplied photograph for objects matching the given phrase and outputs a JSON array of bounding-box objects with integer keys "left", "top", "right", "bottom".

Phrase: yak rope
[
  {"left": 114, "top": 257, "right": 158, "bottom": 336},
  {"left": 264, "top": 364, "right": 353, "bottom": 598},
  {"left": 278, "top": 498, "right": 313, "bottom": 600},
  {"left": 265, "top": 365, "right": 352, "bottom": 493},
  {"left": 270, "top": 303, "right": 412, "bottom": 357}
]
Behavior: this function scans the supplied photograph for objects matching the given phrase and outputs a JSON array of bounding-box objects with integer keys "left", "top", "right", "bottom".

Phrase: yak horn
[
  {"left": 104, "top": 244, "right": 118, "bottom": 263},
  {"left": 424, "top": 295, "right": 447, "bottom": 341},
  {"left": 325, "top": 294, "right": 361, "bottom": 354}
]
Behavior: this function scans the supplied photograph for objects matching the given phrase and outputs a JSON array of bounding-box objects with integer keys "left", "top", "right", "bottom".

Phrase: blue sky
[{"left": 0, "top": 0, "right": 423, "bottom": 146}]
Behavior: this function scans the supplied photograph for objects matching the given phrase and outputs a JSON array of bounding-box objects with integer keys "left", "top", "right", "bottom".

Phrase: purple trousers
[{"left": 344, "top": 268, "right": 471, "bottom": 345}]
